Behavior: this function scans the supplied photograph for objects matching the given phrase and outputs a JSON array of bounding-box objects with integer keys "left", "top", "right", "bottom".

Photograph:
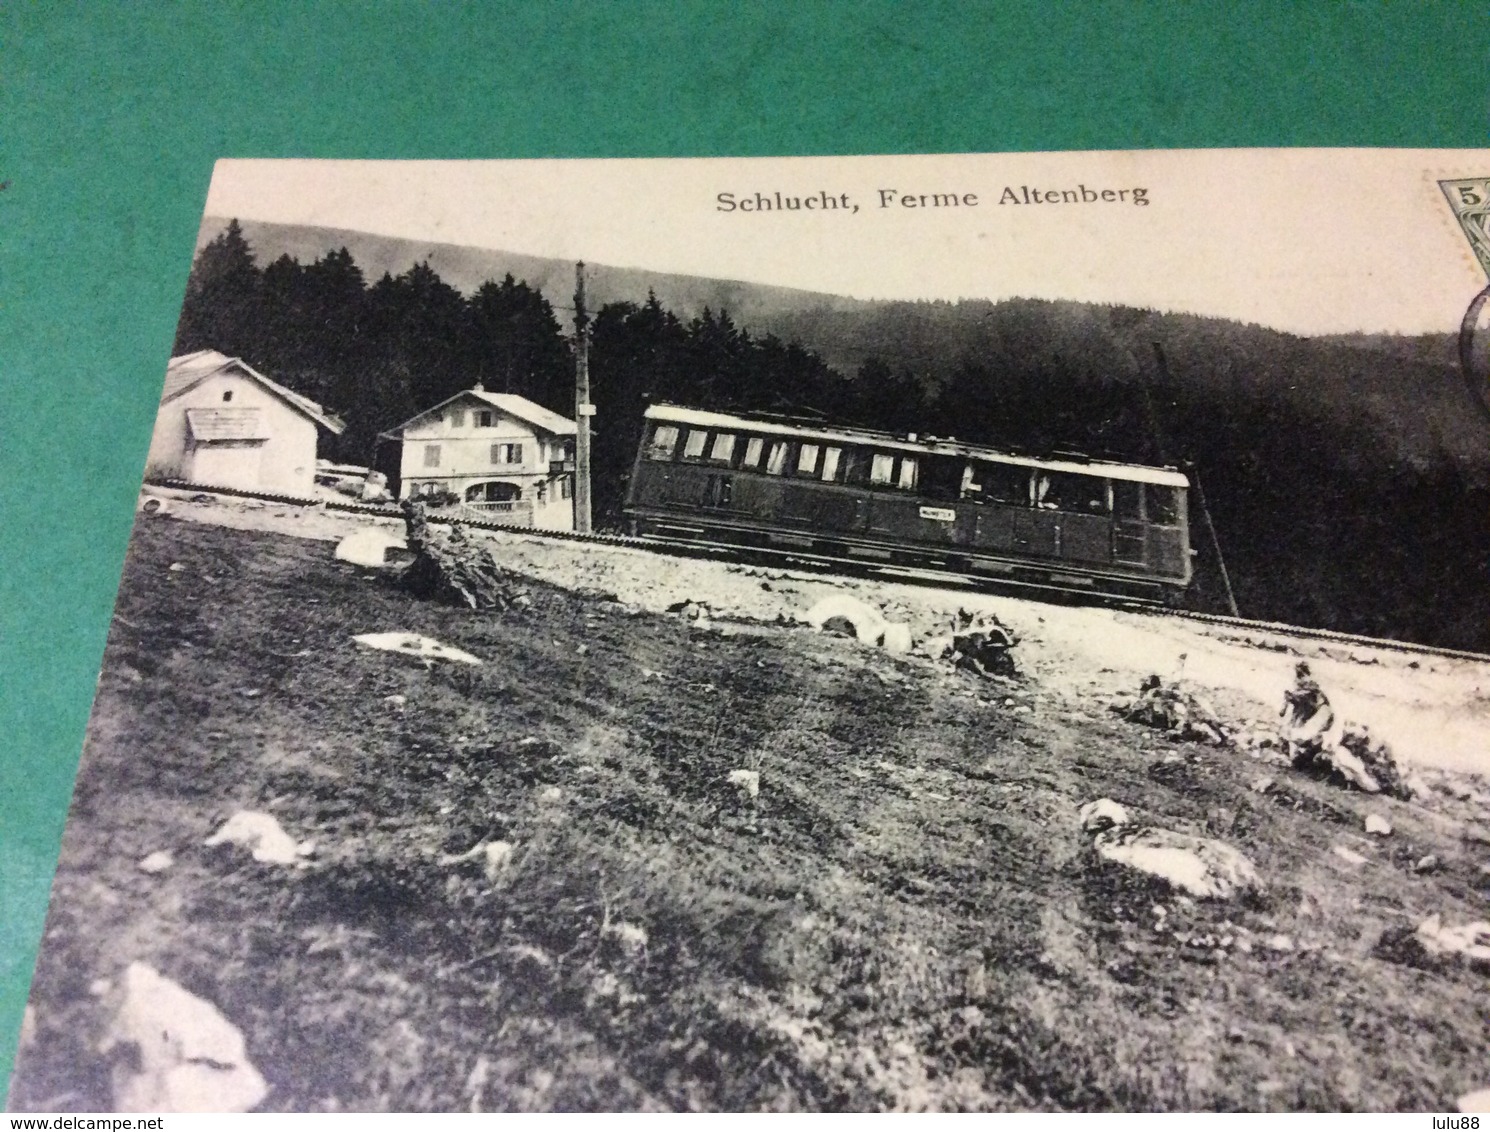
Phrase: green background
[{"left": 3, "top": 2, "right": 1487, "bottom": 1102}]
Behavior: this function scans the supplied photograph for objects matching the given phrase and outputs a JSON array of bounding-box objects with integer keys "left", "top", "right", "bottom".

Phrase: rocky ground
[{"left": 9, "top": 493, "right": 1490, "bottom": 1111}]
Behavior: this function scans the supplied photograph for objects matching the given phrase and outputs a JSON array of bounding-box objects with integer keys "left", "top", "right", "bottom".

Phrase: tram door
[{"left": 1112, "top": 480, "right": 1147, "bottom": 566}]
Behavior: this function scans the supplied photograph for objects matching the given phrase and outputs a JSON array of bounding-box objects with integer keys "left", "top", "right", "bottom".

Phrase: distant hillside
[{"left": 201, "top": 215, "right": 876, "bottom": 336}]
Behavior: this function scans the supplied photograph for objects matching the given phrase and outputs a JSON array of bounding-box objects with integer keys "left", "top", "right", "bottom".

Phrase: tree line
[{"left": 173, "top": 221, "right": 1490, "bottom": 650}]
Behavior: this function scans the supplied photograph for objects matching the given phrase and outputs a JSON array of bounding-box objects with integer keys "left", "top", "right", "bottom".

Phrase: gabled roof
[
  {"left": 163, "top": 350, "right": 345, "bottom": 434},
  {"left": 387, "top": 388, "right": 577, "bottom": 438}
]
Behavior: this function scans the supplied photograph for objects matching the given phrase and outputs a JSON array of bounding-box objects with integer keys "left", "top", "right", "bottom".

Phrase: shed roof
[
  {"left": 163, "top": 350, "right": 345, "bottom": 434},
  {"left": 388, "top": 388, "right": 577, "bottom": 438}
]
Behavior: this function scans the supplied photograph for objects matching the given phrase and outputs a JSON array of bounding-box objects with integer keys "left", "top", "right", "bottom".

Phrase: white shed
[{"left": 145, "top": 351, "right": 345, "bottom": 497}]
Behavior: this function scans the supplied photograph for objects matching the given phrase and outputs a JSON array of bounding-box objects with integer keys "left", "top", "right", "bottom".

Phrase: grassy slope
[{"left": 11, "top": 519, "right": 1489, "bottom": 1111}]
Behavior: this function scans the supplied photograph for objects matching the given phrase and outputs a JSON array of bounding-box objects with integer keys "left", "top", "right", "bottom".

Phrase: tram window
[
  {"left": 709, "top": 432, "right": 737, "bottom": 463},
  {"left": 1036, "top": 471, "right": 1106, "bottom": 512},
  {"left": 921, "top": 456, "right": 963, "bottom": 501},
  {"left": 645, "top": 425, "right": 680, "bottom": 461},
  {"left": 1146, "top": 485, "right": 1181, "bottom": 525},
  {"left": 682, "top": 429, "right": 709, "bottom": 460},
  {"left": 741, "top": 436, "right": 764, "bottom": 468},
  {"left": 797, "top": 444, "right": 820, "bottom": 476},
  {"left": 898, "top": 457, "right": 919, "bottom": 491},
  {"left": 840, "top": 448, "right": 868, "bottom": 485},
  {"left": 869, "top": 453, "right": 896, "bottom": 485},
  {"left": 765, "top": 441, "right": 790, "bottom": 475},
  {"left": 821, "top": 446, "right": 843, "bottom": 482},
  {"left": 966, "top": 461, "right": 1030, "bottom": 505},
  {"left": 1113, "top": 480, "right": 1142, "bottom": 520}
]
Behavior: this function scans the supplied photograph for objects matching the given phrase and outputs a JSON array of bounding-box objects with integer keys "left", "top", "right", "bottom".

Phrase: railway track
[{"left": 145, "top": 479, "right": 1490, "bottom": 667}]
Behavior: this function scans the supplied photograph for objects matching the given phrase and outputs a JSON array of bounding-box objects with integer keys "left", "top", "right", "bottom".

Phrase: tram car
[{"left": 623, "top": 403, "right": 1194, "bottom": 602}]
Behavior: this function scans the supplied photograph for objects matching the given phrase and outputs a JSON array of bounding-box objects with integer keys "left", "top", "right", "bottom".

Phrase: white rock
[
  {"left": 803, "top": 594, "right": 886, "bottom": 644},
  {"left": 204, "top": 811, "right": 302, "bottom": 865},
  {"left": 98, "top": 962, "right": 268, "bottom": 1112},
  {"left": 1263, "top": 933, "right": 1295, "bottom": 952},
  {"left": 1416, "top": 914, "right": 1490, "bottom": 963},
  {"left": 879, "top": 622, "right": 913, "bottom": 655},
  {"left": 1364, "top": 813, "right": 1392, "bottom": 836},
  {"left": 1079, "top": 798, "right": 1131, "bottom": 834},
  {"left": 727, "top": 769, "right": 761, "bottom": 799},
  {"left": 1249, "top": 776, "right": 1274, "bottom": 794},
  {"left": 1095, "top": 828, "right": 1261, "bottom": 899},
  {"left": 1460, "top": 1089, "right": 1490, "bottom": 1113},
  {"left": 604, "top": 921, "right": 649, "bottom": 956},
  {"left": 483, "top": 840, "right": 515, "bottom": 880},
  {"left": 1331, "top": 844, "right": 1369, "bottom": 866},
  {"left": 353, "top": 632, "right": 482, "bottom": 665},
  {"left": 334, "top": 528, "right": 408, "bottom": 568},
  {"left": 138, "top": 851, "right": 174, "bottom": 874}
]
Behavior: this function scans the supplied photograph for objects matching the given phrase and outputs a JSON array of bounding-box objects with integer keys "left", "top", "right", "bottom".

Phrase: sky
[{"left": 203, "top": 149, "right": 1490, "bottom": 337}]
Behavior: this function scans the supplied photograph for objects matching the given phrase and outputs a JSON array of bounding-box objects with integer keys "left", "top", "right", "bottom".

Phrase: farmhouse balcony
[
  {"left": 463, "top": 499, "right": 535, "bottom": 527},
  {"left": 550, "top": 458, "right": 575, "bottom": 474}
]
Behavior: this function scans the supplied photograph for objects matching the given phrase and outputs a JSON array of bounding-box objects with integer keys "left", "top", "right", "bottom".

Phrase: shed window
[
  {"left": 741, "top": 437, "right": 764, "bottom": 468},
  {"left": 869, "top": 453, "right": 896, "bottom": 485},
  {"left": 682, "top": 429, "right": 709, "bottom": 460},
  {"left": 1113, "top": 481, "right": 1142, "bottom": 521},
  {"left": 821, "top": 447, "right": 843, "bottom": 482},
  {"left": 646, "top": 425, "right": 680, "bottom": 461},
  {"left": 797, "top": 444, "right": 820, "bottom": 476},
  {"left": 423, "top": 444, "right": 441, "bottom": 468},
  {"left": 709, "top": 432, "right": 737, "bottom": 463},
  {"left": 1146, "top": 484, "right": 1181, "bottom": 526},
  {"left": 765, "top": 441, "right": 790, "bottom": 475}
]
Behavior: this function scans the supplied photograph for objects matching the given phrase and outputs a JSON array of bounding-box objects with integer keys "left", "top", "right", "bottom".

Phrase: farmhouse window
[
  {"left": 682, "top": 429, "right": 709, "bottom": 460},
  {"left": 423, "top": 444, "right": 441, "bottom": 468},
  {"left": 492, "top": 443, "right": 524, "bottom": 465},
  {"left": 475, "top": 410, "right": 494, "bottom": 427},
  {"left": 741, "top": 437, "right": 764, "bottom": 468},
  {"left": 222, "top": 390, "right": 233, "bottom": 402},
  {"left": 449, "top": 410, "right": 464, "bottom": 428},
  {"left": 646, "top": 425, "right": 680, "bottom": 460},
  {"left": 560, "top": 476, "right": 573, "bottom": 499}
]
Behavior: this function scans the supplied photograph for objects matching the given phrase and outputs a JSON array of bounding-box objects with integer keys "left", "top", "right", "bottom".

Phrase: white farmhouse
[
  {"left": 383, "top": 386, "right": 577, "bottom": 531},
  {"left": 145, "top": 350, "right": 345, "bottom": 496}
]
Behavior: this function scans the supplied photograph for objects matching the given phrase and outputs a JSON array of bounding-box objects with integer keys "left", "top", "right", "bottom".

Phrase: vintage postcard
[{"left": 10, "top": 150, "right": 1490, "bottom": 1113}]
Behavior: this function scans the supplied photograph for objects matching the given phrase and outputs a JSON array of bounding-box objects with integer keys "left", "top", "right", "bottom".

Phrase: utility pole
[{"left": 573, "top": 262, "right": 593, "bottom": 533}]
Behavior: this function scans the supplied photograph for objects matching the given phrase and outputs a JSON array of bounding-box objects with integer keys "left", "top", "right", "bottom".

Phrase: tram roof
[{"left": 644, "top": 404, "right": 1190, "bottom": 488}]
